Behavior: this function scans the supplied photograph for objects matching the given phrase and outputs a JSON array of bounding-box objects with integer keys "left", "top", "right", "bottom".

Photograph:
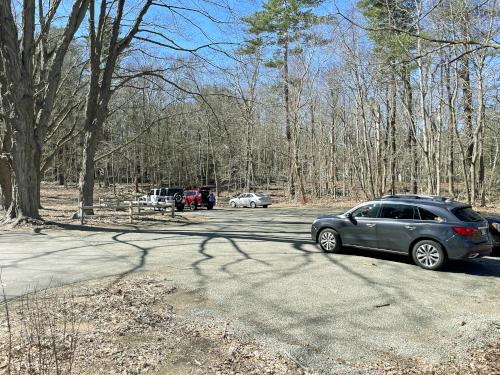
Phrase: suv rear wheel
[
  {"left": 412, "top": 240, "right": 445, "bottom": 270},
  {"left": 318, "top": 229, "right": 341, "bottom": 253}
]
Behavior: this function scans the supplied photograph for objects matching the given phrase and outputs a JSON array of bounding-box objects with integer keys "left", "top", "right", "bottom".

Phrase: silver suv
[{"left": 311, "top": 196, "right": 492, "bottom": 270}]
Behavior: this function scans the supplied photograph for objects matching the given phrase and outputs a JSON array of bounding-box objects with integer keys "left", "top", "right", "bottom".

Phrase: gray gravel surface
[{"left": 1, "top": 207, "right": 499, "bottom": 374}]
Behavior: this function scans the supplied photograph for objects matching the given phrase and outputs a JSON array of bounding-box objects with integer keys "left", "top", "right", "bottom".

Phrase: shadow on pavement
[
  {"left": 339, "top": 246, "right": 500, "bottom": 277},
  {"left": 27, "top": 222, "right": 500, "bottom": 279}
]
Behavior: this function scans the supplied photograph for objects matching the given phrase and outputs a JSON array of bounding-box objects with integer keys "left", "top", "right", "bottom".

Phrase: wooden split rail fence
[{"left": 78, "top": 199, "right": 175, "bottom": 225}]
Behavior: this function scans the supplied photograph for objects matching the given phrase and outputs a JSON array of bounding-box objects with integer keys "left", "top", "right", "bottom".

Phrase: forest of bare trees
[{"left": 0, "top": 0, "right": 498, "bottom": 223}]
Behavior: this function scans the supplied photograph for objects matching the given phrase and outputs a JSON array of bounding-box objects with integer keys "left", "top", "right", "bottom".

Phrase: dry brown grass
[{"left": 0, "top": 275, "right": 306, "bottom": 375}]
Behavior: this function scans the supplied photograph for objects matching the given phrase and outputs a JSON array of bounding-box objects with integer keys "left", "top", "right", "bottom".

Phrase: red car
[{"left": 183, "top": 187, "right": 215, "bottom": 210}]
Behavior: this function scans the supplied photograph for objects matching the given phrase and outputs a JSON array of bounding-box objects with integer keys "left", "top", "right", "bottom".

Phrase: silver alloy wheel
[
  {"left": 416, "top": 243, "right": 440, "bottom": 267},
  {"left": 320, "top": 231, "right": 336, "bottom": 252}
]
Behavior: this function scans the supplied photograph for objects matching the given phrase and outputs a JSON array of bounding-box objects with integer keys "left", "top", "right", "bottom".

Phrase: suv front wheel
[
  {"left": 412, "top": 240, "right": 446, "bottom": 270},
  {"left": 318, "top": 229, "right": 341, "bottom": 253}
]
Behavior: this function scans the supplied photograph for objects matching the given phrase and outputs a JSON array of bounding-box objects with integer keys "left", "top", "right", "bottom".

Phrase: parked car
[
  {"left": 183, "top": 187, "right": 215, "bottom": 210},
  {"left": 229, "top": 193, "right": 272, "bottom": 208},
  {"left": 311, "top": 195, "right": 492, "bottom": 270},
  {"left": 485, "top": 216, "right": 500, "bottom": 255},
  {"left": 141, "top": 187, "right": 185, "bottom": 211}
]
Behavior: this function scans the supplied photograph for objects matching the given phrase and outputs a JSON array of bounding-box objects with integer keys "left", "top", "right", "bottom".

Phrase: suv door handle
[
  {"left": 366, "top": 223, "right": 376, "bottom": 227},
  {"left": 405, "top": 225, "right": 416, "bottom": 230}
]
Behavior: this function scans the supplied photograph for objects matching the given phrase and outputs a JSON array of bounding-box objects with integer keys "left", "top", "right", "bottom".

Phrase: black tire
[
  {"left": 230, "top": 201, "right": 236, "bottom": 208},
  {"left": 318, "top": 228, "right": 342, "bottom": 253},
  {"left": 263, "top": 205, "right": 268, "bottom": 208},
  {"left": 250, "top": 201, "right": 256, "bottom": 208},
  {"left": 176, "top": 204, "right": 185, "bottom": 212},
  {"left": 412, "top": 239, "right": 446, "bottom": 270},
  {"left": 190, "top": 201, "right": 197, "bottom": 211}
]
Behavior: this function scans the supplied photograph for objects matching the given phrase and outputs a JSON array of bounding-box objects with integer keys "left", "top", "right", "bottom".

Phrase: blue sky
[
  {"left": 138, "top": 0, "right": 356, "bottom": 70},
  {"left": 144, "top": 1, "right": 353, "bottom": 49}
]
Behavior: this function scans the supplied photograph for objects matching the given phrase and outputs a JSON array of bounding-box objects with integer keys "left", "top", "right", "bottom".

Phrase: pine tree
[
  {"left": 358, "top": 0, "right": 418, "bottom": 194},
  {"left": 242, "top": 0, "right": 325, "bottom": 200}
]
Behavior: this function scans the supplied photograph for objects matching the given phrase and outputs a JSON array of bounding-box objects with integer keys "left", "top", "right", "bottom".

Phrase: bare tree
[{"left": 0, "top": 0, "right": 89, "bottom": 222}]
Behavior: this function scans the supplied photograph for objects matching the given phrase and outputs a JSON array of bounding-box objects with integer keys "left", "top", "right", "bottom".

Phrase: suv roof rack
[{"left": 379, "top": 194, "right": 455, "bottom": 203}]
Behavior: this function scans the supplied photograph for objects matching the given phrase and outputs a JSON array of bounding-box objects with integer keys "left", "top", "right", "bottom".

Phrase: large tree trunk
[
  {"left": 292, "top": 119, "right": 307, "bottom": 204},
  {"left": 0, "top": 157, "right": 12, "bottom": 211},
  {"left": 283, "top": 41, "right": 294, "bottom": 199},
  {"left": 79, "top": 129, "right": 99, "bottom": 214},
  {"left": 0, "top": 0, "right": 39, "bottom": 222},
  {"left": 8, "top": 114, "right": 40, "bottom": 220}
]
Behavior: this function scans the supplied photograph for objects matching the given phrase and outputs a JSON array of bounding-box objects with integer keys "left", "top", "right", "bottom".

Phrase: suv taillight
[{"left": 452, "top": 226, "right": 479, "bottom": 236}]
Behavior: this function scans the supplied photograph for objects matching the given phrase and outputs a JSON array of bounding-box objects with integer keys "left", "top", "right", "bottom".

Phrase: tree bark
[
  {"left": 0, "top": 156, "right": 12, "bottom": 210},
  {"left": 283, "top": 40, "right": 294, "bottom": 199},
  {"left": 445, "top": 58, "right": 457, "bottom": 197},
  {"left": 403, "top": 68, "right": 417, "bottom": 194},
  {"left": 0, "top": 0, "right": 40, "bottom": 221},
  {"left": 460, "top": 55, "right": 473, "bottom": 202},
  {"left": 79, "top": 130, "right": 99, "bottom": 213},
  {"left": 389, "top": 78, "right": 397, "bottom": 194}
]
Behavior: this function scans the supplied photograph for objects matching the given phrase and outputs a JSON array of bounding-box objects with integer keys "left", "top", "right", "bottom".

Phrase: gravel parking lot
[{"left": 1, "top": 207, "right": 499, "bottom": 373}]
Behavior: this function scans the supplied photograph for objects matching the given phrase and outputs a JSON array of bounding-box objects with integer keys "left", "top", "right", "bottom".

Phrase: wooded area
[{"left": 0, "top": 0, "right": 498, "bottom": 223}]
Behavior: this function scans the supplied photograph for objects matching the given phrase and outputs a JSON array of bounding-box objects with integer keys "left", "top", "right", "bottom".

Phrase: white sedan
[{"left": 229, "top": 193, "right": 272, "bottom": 208}]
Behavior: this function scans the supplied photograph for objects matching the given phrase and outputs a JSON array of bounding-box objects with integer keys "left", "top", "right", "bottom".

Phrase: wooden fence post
[
  {"left": 171, "top": 201, "right": 175, "bottom": 218},
  {"left": 79, "top": 201, "right": 84, "bottom": 225},
  {"left": 129, "top": 201, "right": 133, "bottom": 224}
]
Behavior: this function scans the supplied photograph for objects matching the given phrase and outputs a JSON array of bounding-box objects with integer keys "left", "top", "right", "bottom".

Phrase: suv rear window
[{"left": 452, "top": 207, "right": 483, "bottom": 222}]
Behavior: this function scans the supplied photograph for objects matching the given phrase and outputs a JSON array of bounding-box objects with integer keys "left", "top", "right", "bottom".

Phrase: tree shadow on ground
[{"left": 25, "top": 222, "right": 500, "bottom": 279}]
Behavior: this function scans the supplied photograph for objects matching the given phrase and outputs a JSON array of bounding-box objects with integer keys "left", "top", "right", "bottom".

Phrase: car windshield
[{"left": 452, "top": 207, "right": 483, "bottom": 222}]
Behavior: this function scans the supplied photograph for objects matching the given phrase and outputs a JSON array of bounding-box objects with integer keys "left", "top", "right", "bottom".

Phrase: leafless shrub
[{"left": 0, "top": 281, "right": 83, "bottom": 375}]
